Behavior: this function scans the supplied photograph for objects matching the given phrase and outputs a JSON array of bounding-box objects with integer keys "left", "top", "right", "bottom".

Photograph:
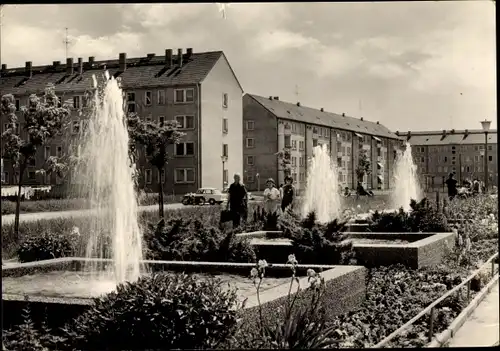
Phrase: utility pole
[
  {"left": 63, "top": 27, "right": 71, "bottom": 60},
  {"left": 295, "top": 84, "right": 300, "bottom": 102}
]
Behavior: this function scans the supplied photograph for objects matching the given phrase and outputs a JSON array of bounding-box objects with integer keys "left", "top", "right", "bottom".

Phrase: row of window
[
  {"left": 1, "top": 171, "right": 62, "bottom": 184},
  {"left": 141, "top": 168, "right": 195, "bottom": 184},
  {"left": 421, "top": 145, "right": 495, "bottom": 153},
  {"left": 126, "top": 90, "right": 229, "bottom": 109},
  {"left": 417, "top": 155, "right": 495, "bottom": 165}
]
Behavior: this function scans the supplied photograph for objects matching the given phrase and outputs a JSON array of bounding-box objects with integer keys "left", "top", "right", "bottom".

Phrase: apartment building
[
  {"left": 243, "top": 94, "right": 402, "bottom": 192},
  {"left": 400, "top": 129, "right": 498, "bottom": 190},
  {"left": 0, "top": 49, "right": 243, "bottom": 194}
]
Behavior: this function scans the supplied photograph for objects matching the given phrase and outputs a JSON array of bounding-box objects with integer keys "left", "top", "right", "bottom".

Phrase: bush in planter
[
  {"left": 144, "top": 217, "right": 256, "bottom": 263},
  {"left": 63, "top": 273, "right": 239, "bottom": 351},
  {"left": 17, "top": 231, "right": 76, "bottom": 263}
]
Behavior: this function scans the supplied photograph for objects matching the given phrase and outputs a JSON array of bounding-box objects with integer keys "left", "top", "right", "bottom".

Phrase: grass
[{"left": 1, "top": 193, "right": 182, "bottom": 215}]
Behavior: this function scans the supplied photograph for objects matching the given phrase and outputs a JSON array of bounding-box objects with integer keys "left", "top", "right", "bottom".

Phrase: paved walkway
[{"left": 448, "top": 281, "right": 499, "bottom": 347}]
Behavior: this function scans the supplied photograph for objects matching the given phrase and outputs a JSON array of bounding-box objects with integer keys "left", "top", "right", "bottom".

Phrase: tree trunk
[
  {"left": 14, "top": 161, "right": 27, "bottom": 242},
  {"left": 158, "top": 166, "right": 165, "bottom": 219}
]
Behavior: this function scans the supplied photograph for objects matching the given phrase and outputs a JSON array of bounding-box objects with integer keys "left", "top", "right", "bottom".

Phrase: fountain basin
[
  {"left": 242, "top": 231, "right": 456, "bottom": 269},
  {"left": 2, "top": 258, "right": 366, "bottom": 330}
]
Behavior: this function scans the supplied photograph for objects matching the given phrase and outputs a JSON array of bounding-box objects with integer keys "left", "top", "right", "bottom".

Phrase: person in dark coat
[
  {"left": 445, "top": 173, "right": 458, "bottom": 200},
  {"left": 225, "top": 173, "right": 248, "bottom": 228},
  {"left": 281, "top": 175, "right": 295, "bottom": 212}
]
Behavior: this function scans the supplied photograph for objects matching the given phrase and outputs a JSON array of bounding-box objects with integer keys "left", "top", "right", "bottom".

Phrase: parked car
[{"left": 182, "top": 188, "right": 227, "bottom": 206}]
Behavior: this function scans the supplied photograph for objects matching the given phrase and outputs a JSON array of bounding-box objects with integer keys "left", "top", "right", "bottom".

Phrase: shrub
[
  {"left": 369, "top": 198, "right": 449, "bottom": 233},
  {"left": 285, "top": 212, "right": 355, "bottom": 265},
  {"left": 63, "top": 273, "right": 239, "bottom": 350},
  {"left": 17, "top": 231, "right": 77, "bottom": 263}
]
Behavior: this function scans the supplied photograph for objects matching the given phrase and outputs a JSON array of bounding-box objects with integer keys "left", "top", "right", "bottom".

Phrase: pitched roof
[
  {"left": 0, "top": 51, "right": 224, "bottom": 95},
  {"left": 400, "top": 130, "right": 498, "bottom": 146},
  {"left": 247, "top": 94, "right": 401, "bottom": 140}
]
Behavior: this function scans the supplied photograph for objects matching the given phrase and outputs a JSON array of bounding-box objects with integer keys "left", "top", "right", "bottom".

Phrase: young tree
[
  {"left": 1, "top": 86, "right": 71, "bottom": 238},
  {"left": 276, "top": 147, "right": 292, "bottom": 179},
  {"left": 355, "top": 149, "right": 371, "bottom": 184},
  {"left": 127, "top": 113, "right": 185, "bottom": 218}
]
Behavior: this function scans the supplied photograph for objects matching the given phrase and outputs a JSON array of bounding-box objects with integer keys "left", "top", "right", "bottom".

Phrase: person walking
[
  {"left": 445, "top": 173, "right": 458, "bottom": 200},
  {"left": 225, "top": 173, "right": 248, "bottom": 228},
  {"left": 263, "top": 178, "right": 280, "bottom": 214},
  {"left": 281, "top": 175, "right": 296, "bottom": 212}
]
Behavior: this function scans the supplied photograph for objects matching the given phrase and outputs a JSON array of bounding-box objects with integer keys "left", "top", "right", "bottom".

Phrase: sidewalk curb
[{"left": 427, "top": 274, "right": 499, "bottom": 348}]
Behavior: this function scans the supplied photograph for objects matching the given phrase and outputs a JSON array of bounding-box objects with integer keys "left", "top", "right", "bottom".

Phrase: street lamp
[
  {"left": 221, "top": 155, "right": 228, "bottom": 190},
  {"left": 481, "top": 119, "right": 491, "bottom": 192}
]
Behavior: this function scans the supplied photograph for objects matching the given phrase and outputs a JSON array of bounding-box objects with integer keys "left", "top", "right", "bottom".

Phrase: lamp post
[
  {"left": 221, "top": 155, "right": 227, "bottom": 190},
  {"left": 481, "top": 119, "right": 491, "bottom": 193}
]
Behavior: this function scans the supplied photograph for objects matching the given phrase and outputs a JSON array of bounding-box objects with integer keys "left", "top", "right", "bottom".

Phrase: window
[
  {"left": 145, "top": 169, "right": 152, "bottom": 184},
  {"left": 246, "top": 155, "right": 254, "bottom": 165},
  {"left": 56, "top": 146, "right": 63, "bottom": 158},
  {"left": 246, "top": 174, "right": 254, "bottom": 183},
  {"left": 489, "top": 155, "right": 493, "bottom": 162},
  {"left": 127, "top": 92, "right": 135, "bottom": 103},
  {"left": 15, "top": 99, "right": 20, "bottom": 111},
  {"left": 444, "top": 156, "right": 448, "bottom": 163},
  {"left": 127, "top": 92, "right": 136, "bottom": 113},
  {"left": 420, "top": 157, "right": 424, "bottom": 163},
  {"left": 246, "top": 138, "right": 255, "bottom": 148},
  {"left": 299, "top": 172, "right": 305, "bottom": 182},
  {"left": 292, "top": 173, "right": 297, "bottom": 182},
  {"left": 145, "top": 91, "right": 152, "bottom": 106},
  {"left": 292, "top": 140, "right": 297, "bottom": 150},
  {"left": 28, "top": 171, "right": 36, "bottom": 180},
  {"left": 299, "top": 141, "right": 305, "bottom": 151},
  {"left": 14, "top": 172, "right": 19, "bottom": 184},
  {"left": 175, "top": 168, "right": 195, "bottom": 183},
  {"left": 44, "top": 146, "right": 51, "bottom": 159},
  {"left": 312, "top": 139, "right": 318, "bottom": 147},
  {"left": 246, "top": 120, "right": 255, "bottom": 131},
  {"left": 284, "top": 135, "right": 291, "bottom": 148},
  {"left": 2, "top": 171, "right": 7, "bottom": 183},
  {"left": 292, "top": 157, "right": 297, "bottom": 166},
  {"left": 159, "top": 116, "right": 165, "bottom": 127},
  {"left": 72, "top": 121, "right": 80, "bottom": 134},
  {"left": 479, "top": 145, "right": 484, "bottom": 150},
  {"left": 488, "top": 145, "right": 493, "bottom": 151},
  {"left": 158, "top": 169, "right": 165, "bottom": 183},
  {"left": 174, "top": 88, "right": 194, "bottom": 103},
  {"left": 175, "top": 115, "right": 194, "bottom": 129},
  {"left": 299, "top": 157, "right": 304, "bottom": 166},
  {"left": 222, "top": 93, "right": 228, "bottom": 108},
  {"left": 175, "top": 142, "right": 195, "bottom": 156},
  {"left": 127, "top": 103, "right": 136, "bottom": 113},
  {"left": 157, "top": 90, "right": 166, "bottom": 105},
  {"left": 222, "top": 118, "right": 228, "bottom": 133},
  {"left": 347, "top": 146, "right": 351, "bottom": 156},
  {"left": 222, "top": 144, "right": 228, "bottom": 157},
  {"left": 73, "top": 96, "right": 80, "bottom": 109},
  {"left": 325, "top": 128, "right": 329, "bottom": 138},
  {"left": 474, "top": 155, "right": 480, "bottom": 162}
]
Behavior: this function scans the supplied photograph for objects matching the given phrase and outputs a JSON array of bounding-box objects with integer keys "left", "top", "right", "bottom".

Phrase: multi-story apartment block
[
  {"left": 0, "top": 49, "right": 244, "bottom": 194},
  {"left": 400, "top": 129, "right": 498, "bottom": 190},
  {"left": 243, "top": 94, "right": 402, "bottom": 192}
]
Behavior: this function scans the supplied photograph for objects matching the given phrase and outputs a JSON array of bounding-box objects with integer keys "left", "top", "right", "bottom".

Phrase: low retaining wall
[{"left": 2, "top": 258, "right": 366, "bottom": 330}]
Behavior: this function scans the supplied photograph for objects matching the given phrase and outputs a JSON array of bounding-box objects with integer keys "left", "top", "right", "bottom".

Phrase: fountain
[
  {"left": 75, "top": 71, "right": 144, "bottom": 290},
  {"left": 302, "top": 144, "right": 341, "bottom": 223},
  {"left": 391, "top": 142, "right": 422, "bottom": 211}
]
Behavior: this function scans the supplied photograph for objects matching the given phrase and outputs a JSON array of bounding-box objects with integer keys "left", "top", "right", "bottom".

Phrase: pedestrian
[
  {"left": 263, "top": 178, "right": 280, "bottom": 214},
  {"left": 445, "top": 173, "right": 458, "bottom": 200},
  {"left": 225, "top": 173, "right": 248, "bottom": 228},
  {"left": 281, "top": 175, "right": 295, "bottom": 212}
]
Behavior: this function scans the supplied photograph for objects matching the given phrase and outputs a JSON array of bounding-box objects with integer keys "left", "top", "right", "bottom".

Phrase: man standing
[
  {"left": 281, "top": 175, "right": 295, "bottom": 212},
  {"left": 226, "top": 173, "right": 248, "bottom": 228},
  {"left": 446, "top": 173, "right": 458, "bottom": 200}
]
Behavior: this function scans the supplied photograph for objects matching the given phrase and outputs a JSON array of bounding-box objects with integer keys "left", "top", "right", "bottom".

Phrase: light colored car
[{"left": 193, "top": 188, "right": 227, "bottom": 205}]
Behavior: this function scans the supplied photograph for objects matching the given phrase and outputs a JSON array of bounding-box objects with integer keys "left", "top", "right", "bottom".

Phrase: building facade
[
  {"left": 400, "top": 129, "right": 498, "bottom": 190},
  {"left": 243, "top": 94, "right": 402, "bottom": 192},
  {"left": 0, "top": 49, "right": 243, "bottom": 194}
]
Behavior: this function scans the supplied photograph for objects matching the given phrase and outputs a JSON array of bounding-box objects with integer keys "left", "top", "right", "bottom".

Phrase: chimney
[
  {"left": 442, "top": 129, "right": 446, "bottom": 136},
  {"left": 320, "top": 108, "right": 324, "bottom": 112},
  {"left": 396, "top": 131, "right": 399, "bottom": 136},
  {"left": 464, "top": 129, "right": 469, "bottom": 137},
  {"left": 360, "top": 117, "right": 363, "bottom": 121},
  {"left": 177, "top": 48, "right": 183, "bottom": 67},
  {"left": 376, "top": 121, "right": 379, "bottom": 124},
  {"left": 66, "top": 58, "right": 74, "bottom": 75},
  {"left": 88, "top": 56, "right": 95, "bottom": 67},
  {"left": 165, "top": 49, "right": 173, "bottom": 67},
  {"left": 186, "top": 48, "right": 193, "bottom": 57},
  {"left": 407, "top": 131, "right": 411, "bottom": 137},
  {"left": 119, "top": 52, "right": 127, "bottom": 72},
  {"left": 269, "top": 96, "right": 272, "bottom": 100},
  {"left": 342, "top": 113, "right": 345, "bottom": 117},
  {"left": 1, "top": 64, "right": 6, "bottom": 71},
  {"left": 147, "top": 53, "right": 155, "bottom": 60},
  {"left": 25, "top": 61, "right": 33, "bottom": 78},
  {"left": 451, "top": 129, "right": 455, "bottom": 134},
  {"left": 53, "top": 61, "right": 61, "bottom": 68},
  {"left": 296, "top": 102, "right": 300, "bottom": 107},
  {"left": 78, "top": 58, "right": 83, "bottom": 75},
  {"left": 273, "top": 96, "right": 279, "bottom": 100}
]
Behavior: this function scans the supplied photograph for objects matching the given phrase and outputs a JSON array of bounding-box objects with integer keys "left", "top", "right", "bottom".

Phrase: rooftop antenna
[
  {"left": 63, "top": 27, "right": 71, "bottom": 60},
  {"left": 216, "top": 3, "right": 230, "bottom": 19},
  {"left": 295, "top": 84, "right": 300, "bottom": 101}
]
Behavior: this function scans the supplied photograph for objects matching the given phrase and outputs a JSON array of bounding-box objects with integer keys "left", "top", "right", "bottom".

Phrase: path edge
[{"left": 427, "top": 274, "right": 499, "bottom": 348}]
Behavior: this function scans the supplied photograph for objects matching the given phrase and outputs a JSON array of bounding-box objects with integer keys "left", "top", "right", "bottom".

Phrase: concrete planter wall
[{"left": 2, "top": 258, "right": 366, "bottom": 330}]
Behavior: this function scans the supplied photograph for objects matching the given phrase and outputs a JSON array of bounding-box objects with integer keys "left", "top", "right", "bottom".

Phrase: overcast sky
[{"left": 1, "top": 2, "right": 496, "bottom": 132}]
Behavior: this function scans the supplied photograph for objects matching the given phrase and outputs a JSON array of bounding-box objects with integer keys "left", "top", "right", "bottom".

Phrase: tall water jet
[
  {"left": 75, "top": 71, "right": 144, "bottom": 286},
  {"left": 302, "top": 144, "right": 341, "bottom": 223},
  {"left": 391, "top": 142, "right": 422, "bottom": 211}
]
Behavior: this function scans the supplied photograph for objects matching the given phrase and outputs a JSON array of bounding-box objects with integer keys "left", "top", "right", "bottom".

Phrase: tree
[
  {"left": 355, "top": 149, "right": 371, "bottom": 184},
  {"left": 127, "top": 114, "right": 185, "bottom": 218},
  {"left": 276, "top": 147, "right": 292, "bottom": 180},
  {"left": 1, "top": 86, "right": 71, "bottom": 238}
]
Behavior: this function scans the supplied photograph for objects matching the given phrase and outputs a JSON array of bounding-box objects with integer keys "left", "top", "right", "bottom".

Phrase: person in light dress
[{"left": 263, "top": 178, "right": 280, "bottom": 214}]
